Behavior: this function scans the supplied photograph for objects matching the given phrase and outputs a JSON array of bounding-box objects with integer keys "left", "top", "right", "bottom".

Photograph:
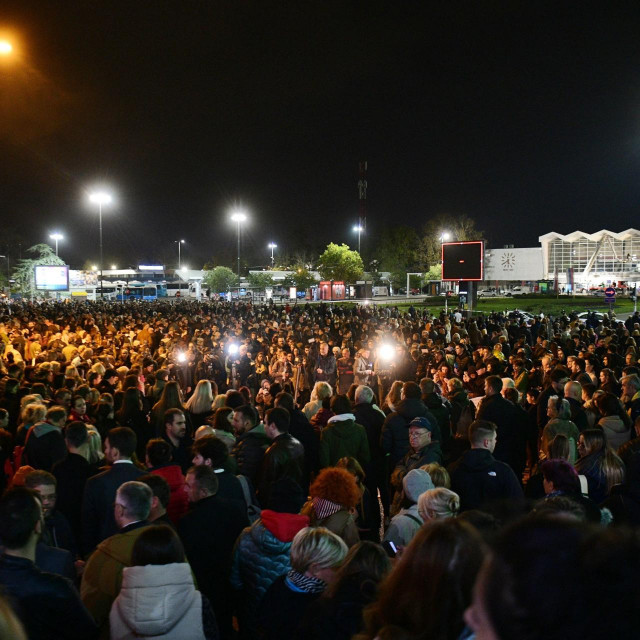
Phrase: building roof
[{"left": 539, "top": 229, "right": 640, "bottom": 242}]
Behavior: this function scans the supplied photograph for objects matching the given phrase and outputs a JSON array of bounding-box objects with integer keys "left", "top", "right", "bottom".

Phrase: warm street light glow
[
  {"left": 91, "top": 265, "right": 97, "bottom": 271},
  {"left": 440, "top": 231, "right": 451, "bottom": 241},
  {"left": 181, "top": 266, "right": 188, "bottom": 272},
  {"left": 175, "top": 239, "right": 186, "bottom": 270},
  {"left": 49, "top": 233, "right": 63, "bottom": 257},
  {"left": 111, "top": 264, "right": 117, "bottom": 270},
  {"left": 0, "top": 41, "right": 12, "bottom": 55},
  {"left": 353, "top": 225, "right": 364, "bottom": 253}
]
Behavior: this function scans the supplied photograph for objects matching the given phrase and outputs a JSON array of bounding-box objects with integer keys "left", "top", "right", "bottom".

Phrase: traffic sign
[{"left": 605, "top": 287, "right": 616, "bottom": 304}]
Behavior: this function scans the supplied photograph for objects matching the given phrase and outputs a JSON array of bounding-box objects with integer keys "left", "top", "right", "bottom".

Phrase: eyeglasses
[{"left": 409, "top": 431, "right": 428, "bottom": 439}]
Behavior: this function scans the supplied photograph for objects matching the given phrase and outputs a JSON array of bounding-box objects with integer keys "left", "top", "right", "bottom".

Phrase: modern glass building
[{"left": 539, "top": 229, "right": 640, "bottom": 288}]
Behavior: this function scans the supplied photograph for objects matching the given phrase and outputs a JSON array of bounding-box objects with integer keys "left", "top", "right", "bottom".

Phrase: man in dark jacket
[
  {"left": 381, "top": 382, "right": 437, "bottom": 471},
  {"left": 81, "top": 427, "right": 144, "bottom": 556},
  {"left": 313, "top": 341, "right": 337, "bottom": 387},
  {"left": 476, "top": 375, "right": 523, "bottom": 475},
  {"left": 420, "top": 377, "right": 452, "bottom": 458},
  {"left": 449, "top": 420, "right": 524, "bottom": 512},
  {"left": 258, "top": 407, "right": 305, "bottom": 506},
  {"left": 0, "top": 487, "right": 98, "bottom": 640},
  {"left": 564, "top": 380, "right": 590, "bottom": 432},
  {"left": 178, "top": 465, "right": 249, "bottom": 639},
  {"left": 353, "top": 384, "right": 388, "bottom": 514},
  {"left": 52, "top": 422, "right": 97, "bottom": 546},
  {"left": 231, "top": 404, "right": 270, "bottom": 486},
  {"left": 274, "top": 391, "right": 319, "bottom": 481},
  {"left": 23, "top": 405, "right": 68, "bottom": 472}
]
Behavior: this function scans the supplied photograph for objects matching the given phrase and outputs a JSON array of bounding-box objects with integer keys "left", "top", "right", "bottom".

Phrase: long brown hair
[{"left": 356, "top": 519, "right": 484, "bottom": 640}]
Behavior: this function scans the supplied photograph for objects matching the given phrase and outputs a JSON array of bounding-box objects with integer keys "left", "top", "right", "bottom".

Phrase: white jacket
[{"left": 110, "top": 563, "right": 205, "bottom": 640}]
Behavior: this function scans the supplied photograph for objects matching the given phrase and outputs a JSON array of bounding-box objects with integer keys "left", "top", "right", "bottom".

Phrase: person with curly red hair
[{"left": 301, "top": 467, "right": 361, "bottom": 546}]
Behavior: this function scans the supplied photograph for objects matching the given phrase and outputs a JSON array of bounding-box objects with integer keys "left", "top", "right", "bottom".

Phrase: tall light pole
[
  {"left": 268, "top": 242, "right": 277, "bottom": 268},
  {"left": 353, "top": 225, "right": 364, "bottom": 254},
  {"left": 175, "top": 239, "right": 185, "bottom": 270},
  {"left": 89, "top": 191, "right": 112, "bottom": 299},
  {"left": 440, "top": 231, "right": 451, "bottom": 306},
  {"left": 49, "top": 233, "right": 63, "bottom": 257},
  {"left": 231, "top": 211, "right": 247, "bottom": 279}
]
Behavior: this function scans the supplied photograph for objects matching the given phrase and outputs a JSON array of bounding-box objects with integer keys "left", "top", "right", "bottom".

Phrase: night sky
[{"left": 2, "top": 2, "right": 640, "bottom": 270}]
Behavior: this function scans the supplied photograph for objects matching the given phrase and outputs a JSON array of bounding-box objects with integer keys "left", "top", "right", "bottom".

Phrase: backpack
[
  {"left": 455, "top": 402, "right": 476, "bottom": 439},
  {"left": 237, "top": 474, "right": 262, "bottom": 524}
]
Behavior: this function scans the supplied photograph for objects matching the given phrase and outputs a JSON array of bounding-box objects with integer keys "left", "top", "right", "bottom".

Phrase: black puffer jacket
[{"left": 380, "top": 398, "right": 436, "bottom": 469}]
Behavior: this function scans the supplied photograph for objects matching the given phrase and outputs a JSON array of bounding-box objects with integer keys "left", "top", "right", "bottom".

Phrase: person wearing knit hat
[{"left": 383, "top": 469, "right": 434, "bottom": 549}]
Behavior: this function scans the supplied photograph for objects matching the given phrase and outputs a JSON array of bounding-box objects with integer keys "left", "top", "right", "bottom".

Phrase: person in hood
[
  {"left": 81, "top": 481, "right": 154, "bottom": 639},
  {"left": 381, "top": 382, "right": 437, "bottom": 471},
  {"left": 110, "top": 525, "right": 218, "bottom": 640},
  {"left": 231, "top": 481, "right": 309, "bottom": 639},
  {"left": 23, "top": 405, "right": 68, "bottom": 472},
  {"left": 383, "top": 468, "right": 434, "bottom": 548},
  {"left": 319, "top": 395, "right": 370, "bottom": 470},
  {"left": 449, "top": 420, "right": 524, "bottom": 512}
]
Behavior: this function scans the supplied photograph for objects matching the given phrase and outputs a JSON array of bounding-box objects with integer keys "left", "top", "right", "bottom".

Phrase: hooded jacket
[
  {"left": 598, "top": 415, "right": 630, "bottom": 452},
  {"left": 380, "top": 398, "right": 436, "bottom": 469},
  {"left": 110, "top": 563, "right": 205, "bottom": 640},
  {"left": 449, "top": 448, "right": 524, "bottom": 512},
  {"left": 319, "top": 414, "right": 371, "bottom": 469},
  {"left": 231, "top": 510, "right": 310, "bottom": 638},
  {"left": 23, "top": 421, "right": 67, "bottom": 472}
]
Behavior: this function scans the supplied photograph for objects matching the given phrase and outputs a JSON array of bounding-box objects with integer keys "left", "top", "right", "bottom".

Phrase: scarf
[
  {"left": 312, "top": 496, "right": 343, "bottom": 520},
  {"left": 285, "top": 569, "right": 327, "bottom": 594}
]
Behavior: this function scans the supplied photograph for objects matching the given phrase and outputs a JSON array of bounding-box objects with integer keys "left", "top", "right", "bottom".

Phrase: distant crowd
[{"left": 0, "top": 297, "right": 639, "bottom": 639}]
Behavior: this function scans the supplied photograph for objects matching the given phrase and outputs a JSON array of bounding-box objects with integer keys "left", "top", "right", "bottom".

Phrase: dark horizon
[{"left": 2, "top": 2, "right": 640, "bottom": 271}]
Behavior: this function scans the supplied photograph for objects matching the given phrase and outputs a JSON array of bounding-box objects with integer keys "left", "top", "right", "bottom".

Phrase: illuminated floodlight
[
  {"left": 89, "top": 192, "right": 112, "bottom": 205},
  {"left": 379, "top": 344, "right": 395, "bottom": 360},
  {"left": 110, "top": 264, "right": 117, "bottom": 270},
  {"left": 0, "top": 41, "right": 13, "bottom": 55},
  {"left": 91, "top": 265, "right": 97, "bottom": 271},
  {"left": 177, "top": 352, "right": 187, "bottom": 363},
  {"left": 228, "top": 343, "right": 239, "bottom": 355}
]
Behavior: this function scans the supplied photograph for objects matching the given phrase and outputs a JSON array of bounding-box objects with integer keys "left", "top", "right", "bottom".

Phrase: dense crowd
[{"left": 0, "top": 297, "right": 640, "bottom": 639}]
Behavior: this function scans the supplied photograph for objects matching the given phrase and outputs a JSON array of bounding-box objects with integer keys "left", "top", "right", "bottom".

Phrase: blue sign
[{"left": 605, "top": 287, "right": 616, "bottom": 303}]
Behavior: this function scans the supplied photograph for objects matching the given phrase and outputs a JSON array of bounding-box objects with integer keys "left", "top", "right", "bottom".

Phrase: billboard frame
[
  {"left": 34, "top": 265, "right": 70, "bottom": 291},
  {"left": 441, "top": 241, "right": 484, "bottom": 282}
]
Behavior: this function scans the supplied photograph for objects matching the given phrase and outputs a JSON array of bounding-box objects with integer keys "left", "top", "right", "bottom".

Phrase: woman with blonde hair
[
  {"left": 185, "top": 379, "right": 215, "bottom": 426},
  {"left": 417, "top": 487, "right": 461, "bottom": 522},
  {"left": 382, "top": 380, "right": 403, "bottom": 415},
  {"left": 303, "top": 381, "right": 333, "bottom": 421}
]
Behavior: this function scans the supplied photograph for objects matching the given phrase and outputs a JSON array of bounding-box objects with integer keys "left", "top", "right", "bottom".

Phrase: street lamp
[
  {"left": 175, "top": 239, "right": 185, "bottom": 270},
  {"left": 353, "top": 225, "right": 364, "bottom": 253},
  {"left": 268, "top": 242, "right": 277, "bottom": 268},
  {"left": 0, "top": 41, "right": 12, "bottom": 56},
  {"left": 230, "top": 211, "right": 247, "bottom": 279},
  {"left": 49, "top": 233, "right": 63, "bottom": 257},
  {"left": 440, "top": 231, "right": 451, "bottom": 243},
  {"left": 89, "top": 191, "right": 112, "bottom": 299}
]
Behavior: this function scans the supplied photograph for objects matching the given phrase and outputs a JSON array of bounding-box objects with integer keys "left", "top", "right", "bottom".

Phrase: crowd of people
[{"left": 0, "top": 297, "right": 639, "bottom": 639}]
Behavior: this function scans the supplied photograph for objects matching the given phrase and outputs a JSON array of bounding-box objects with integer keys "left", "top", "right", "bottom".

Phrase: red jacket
[{"left": 151, "top": 464, "right": 189, "bottom": 523}]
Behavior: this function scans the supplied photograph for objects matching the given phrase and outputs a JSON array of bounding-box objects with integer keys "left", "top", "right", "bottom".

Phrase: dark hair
[
  {"left": 225, "top": 390, "right": 244, "bottom": 409},
  {"left": 485, "top": 375, "right": 503, "bottom": 395},
  {"left": 164, "top": 407, "right": 184, "bottom": 426},
  {"left": 234, "top": 404, "right": 257, "bottom": 427},
  {"left": 139, "top": 473, "right": 171, "bottom": 509},
  {"left": 192, "top": 435, "right": 228, "bottom": 467},
  {"left": 65, "top": 421, "right": 88, "bottom": 448},
  {"left": 23, "top": 470, "right": 56, "bottom": 489},
  {"left": 106, "top": 426, "right": 137, "bottom": 459},
  {"left": 468, "top": 420, "right": 497, "bottom": 446},
  {"left": 146, "top": 438, "right": 172, "bottom": 467},
  {"left": 274, "top": 391, "right": 295, "bottom": 412},
  {"left": 503, "top": 387, "right": 519, "bottom": 404},
  {"left": 358, "top": 520, "right": 484, "bottom": 640},
  {"left": 265, "top": 407, "right": 290, "bottom": 434},
  {"left": 187, "top": 465, "right": 219, "bottom": 496},
  {"left": 213, "top": 407, "right": 233, "bottom": 432},
  {"left": 324, "top": 541, "right": 391, "bottom": 600},
  {"left": 131, "top": 525, "right": 185, "bottom": 566},
  {"left": 402, "top": 382, "right": 421, "bottom": 399},
  {"left": 116, "top": 387, "right": 143, "bottom": 423},
  {"left": 45, "top": 405, "right": 67, "bottom": 424},
  {"left": 330, "top": 394, "right": 352, "bottom": 415},
  {"left": 0, "top": 488, "right": 41, "bottom": 549},
  {"left": 541, "top": 459, "right": 579, "bottom": 493}
]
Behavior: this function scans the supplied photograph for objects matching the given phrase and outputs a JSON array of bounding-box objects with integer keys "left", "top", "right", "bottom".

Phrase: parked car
[{"left": 477, "top": 288, "right": 499, "bottom": 297}]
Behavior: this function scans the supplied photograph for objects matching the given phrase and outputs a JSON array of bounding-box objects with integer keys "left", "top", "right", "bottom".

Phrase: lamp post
[
  {"left": 89, "top": 191, "right": 112, "bottom": 299},
  {"left": 440, "top": 231, "right": 451, "bottom": 307},
  {"left": 231, "top": 211, "right": 247, "bottom": 279},
  {"left": 175, "top": 239, "right": 185, "bottom": 270},
  {"left": 353, "top": 225, "right": 364, "bottom": 254},
  {"left": 49, "top": 233, "right": 63, "bottom": 257},
  {"left": 268, "top": 242, "right": 277, "bottom": 268}
]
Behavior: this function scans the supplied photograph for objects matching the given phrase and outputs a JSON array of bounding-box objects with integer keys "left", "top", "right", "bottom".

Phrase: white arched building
[{"left": 538, "top": 229, "right": 640, "bottom": 290}]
